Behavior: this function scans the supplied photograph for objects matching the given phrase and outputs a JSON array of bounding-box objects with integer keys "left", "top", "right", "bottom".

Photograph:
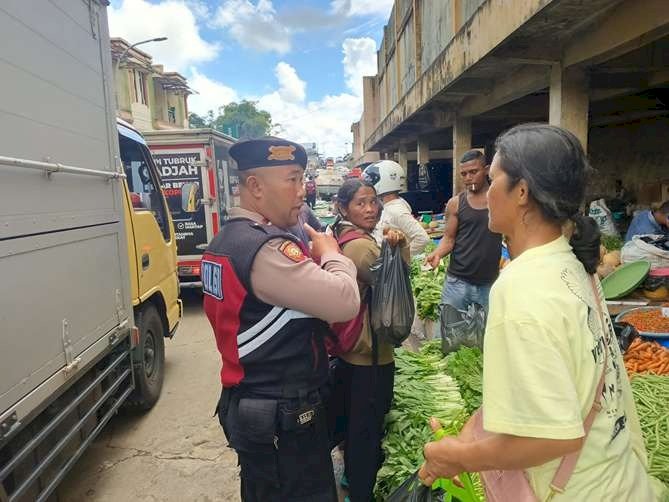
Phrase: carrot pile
[
  {"left": 624, "top": 338, "right": 669, "bottom": 375},
  {"left": 621, "top": 309, "right": 669, "bottom": 333}
]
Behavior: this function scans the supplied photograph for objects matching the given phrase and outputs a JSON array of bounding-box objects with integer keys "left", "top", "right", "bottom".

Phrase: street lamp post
[{"left": 114, "top": 37, "right": 168, "bottom": 75}]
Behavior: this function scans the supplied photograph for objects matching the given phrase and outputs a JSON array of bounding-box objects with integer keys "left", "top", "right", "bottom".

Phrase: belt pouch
[{"left": 237, "top": 398, "right": 278, "bottom": 444}]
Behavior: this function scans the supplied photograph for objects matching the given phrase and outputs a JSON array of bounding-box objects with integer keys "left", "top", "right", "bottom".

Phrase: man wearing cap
[{"left": 202, "top": 137, "right": 360, "bottom": 502}]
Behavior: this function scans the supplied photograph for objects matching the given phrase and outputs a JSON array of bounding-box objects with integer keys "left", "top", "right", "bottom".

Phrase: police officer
[{"left": 202, "top": 137, "right": 360, "bottom": 501}]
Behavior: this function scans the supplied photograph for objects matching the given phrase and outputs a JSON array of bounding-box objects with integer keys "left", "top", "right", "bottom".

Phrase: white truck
[
  {"left": 0, "top": 2, "right": 180, "bottom": 500},
  {"left": 143, "top": 128, "right": 236, "bottom": 287}
]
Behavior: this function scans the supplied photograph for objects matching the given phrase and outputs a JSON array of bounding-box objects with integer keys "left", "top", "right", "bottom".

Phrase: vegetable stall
[
  {"left": 375, "top": 341, "right": 669, "bottom": 501},
  {"left": 373, "top": 253, "right": 669, "bottom": 500}
]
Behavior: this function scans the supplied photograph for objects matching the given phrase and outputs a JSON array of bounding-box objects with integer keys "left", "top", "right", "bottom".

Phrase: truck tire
[{"left": 130, "top": 304, "right": 165, "bottom": 410}]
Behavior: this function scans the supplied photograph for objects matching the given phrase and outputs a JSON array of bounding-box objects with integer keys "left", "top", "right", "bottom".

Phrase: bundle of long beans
[{"left": 631, "top": 373, "right": 669, "bottom": 486}]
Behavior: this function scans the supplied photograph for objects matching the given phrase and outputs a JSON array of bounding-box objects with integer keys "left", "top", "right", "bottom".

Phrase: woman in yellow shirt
[{"left": 418, "top": 124, "right": 663, "bottom": 500}]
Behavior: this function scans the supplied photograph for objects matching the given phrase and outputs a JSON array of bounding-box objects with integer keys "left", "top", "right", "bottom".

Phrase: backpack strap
[
  {"left": 337, "top": 230, "right": 368, "bottom": 247},
  {"left": 547, "top": 274, "right": 609, "bottom": 498}
]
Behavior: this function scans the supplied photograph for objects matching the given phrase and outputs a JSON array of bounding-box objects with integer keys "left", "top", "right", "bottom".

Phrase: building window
[
  {"left": 168, "top": 106, "right": 176, "bottom": 124},
  {"left": 132, "top": 70, "right": 148, "bottom": 105}
]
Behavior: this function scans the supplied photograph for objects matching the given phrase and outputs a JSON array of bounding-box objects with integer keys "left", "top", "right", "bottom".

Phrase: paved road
[
  {"left": 55, "top": 289, "right": 398, "bottom": 501},
  {"left": 58, "top": 291, "right": 241, "bottom": 502}
]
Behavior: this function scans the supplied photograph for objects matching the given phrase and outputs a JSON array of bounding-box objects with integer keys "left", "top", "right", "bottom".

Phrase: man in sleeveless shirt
[
  {"left": 202, "top": 137, "right": 360, "bottom": 501},
  {"left": 425, "top": 150, "right": 502, "bottom": 311}
]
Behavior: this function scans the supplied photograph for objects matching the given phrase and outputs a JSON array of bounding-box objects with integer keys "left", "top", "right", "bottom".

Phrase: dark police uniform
[{"left": 202, "top": 137, "right": 360, "bottom": 502}]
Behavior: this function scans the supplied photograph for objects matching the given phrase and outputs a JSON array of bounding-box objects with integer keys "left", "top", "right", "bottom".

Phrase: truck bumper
[{"left": 179, "top": 280, "right": 202, "bottom": 288}]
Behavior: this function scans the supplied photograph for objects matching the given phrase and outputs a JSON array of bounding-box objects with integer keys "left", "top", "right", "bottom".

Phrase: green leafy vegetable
[
  {"left": 444, "top": 346, "right": 484, "bottom": 415},
  {"left": 410, "top": 256, "right": 449, "bottom": 321},
  {"left": 601, "top": 234, "right": 623, "bottom": 251},
  {"left": 376, "top": 342, "right": 467, "bottom": 500},
  {"left": 424, "top": 241, "right": 437, "bottom": 255}
]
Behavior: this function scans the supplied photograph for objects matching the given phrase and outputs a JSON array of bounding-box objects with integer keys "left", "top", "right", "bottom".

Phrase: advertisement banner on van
[{"left": 153, "top": 151, "right": 207, "bottom": 256}]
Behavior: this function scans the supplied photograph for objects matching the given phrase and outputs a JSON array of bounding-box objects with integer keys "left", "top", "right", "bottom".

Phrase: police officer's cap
[{"left": 229, "top": 137, "right": 307, "bottom": 171}]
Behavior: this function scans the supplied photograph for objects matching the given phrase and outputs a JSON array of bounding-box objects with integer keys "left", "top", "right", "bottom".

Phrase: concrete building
[
  {"left": 352, "top": 0, "right": 669, "bottom": 209},
  {"left": 351, "top": 121, "right": 380, "bottom": 167},
  {"left": 111, "top": 38, "right": 193, "bottom": 132}
]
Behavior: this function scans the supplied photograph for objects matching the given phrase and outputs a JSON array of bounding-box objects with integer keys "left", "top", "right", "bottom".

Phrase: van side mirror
[{"left": 181, "top": 182, "right": 200, "bottom": 213}]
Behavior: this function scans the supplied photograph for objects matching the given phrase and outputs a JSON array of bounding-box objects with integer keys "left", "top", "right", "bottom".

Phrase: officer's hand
[
  {"left": 305, "top": 223, "right": 339, "bottom": 260},
  {"left": 425, "top": 251, "right": 442, "bottom": 269}
]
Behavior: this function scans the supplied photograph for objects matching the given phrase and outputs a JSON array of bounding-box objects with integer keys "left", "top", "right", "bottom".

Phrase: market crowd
[{"left": 201, "top": 124, "right": 668, "bottom": 501}]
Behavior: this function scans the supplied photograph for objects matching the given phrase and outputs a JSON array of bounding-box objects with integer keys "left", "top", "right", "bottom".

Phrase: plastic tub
[{"left": 615, "top": 307, "right": 669, "bottom": 348}]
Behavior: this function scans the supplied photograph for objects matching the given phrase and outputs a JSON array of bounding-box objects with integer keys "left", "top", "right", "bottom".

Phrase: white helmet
[{"left": 362, "top": 160, "right": 406, "bottom": 195}]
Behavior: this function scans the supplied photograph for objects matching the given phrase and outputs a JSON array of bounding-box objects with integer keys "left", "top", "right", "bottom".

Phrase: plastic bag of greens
[
  {"left": 386, "top": 472, "right": 446, "bottom": 502},
  {"left": 440, "top": 303, "right": 486, "bottom": 355},
  {"left": 370, "top": 240, "right": 415, "bottom": 347},
  {"left": 387, "top": 431, "right": 482, "bottom": 502}
]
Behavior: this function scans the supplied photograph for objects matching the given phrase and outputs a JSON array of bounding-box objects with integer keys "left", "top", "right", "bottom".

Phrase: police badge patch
[
  {"left": 279, "top": 241, "right": 306, "bottom": 263},
  {"left": 201, "top": 260, "right": 223, "bottom": 300},
  {"left": 267, "top": 145, "right": 296, "bottom": 161}
]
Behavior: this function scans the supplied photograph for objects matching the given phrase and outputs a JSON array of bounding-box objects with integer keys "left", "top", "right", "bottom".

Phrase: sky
[{"left": 108, "top": 0, "right": 394, "bottom": 157}]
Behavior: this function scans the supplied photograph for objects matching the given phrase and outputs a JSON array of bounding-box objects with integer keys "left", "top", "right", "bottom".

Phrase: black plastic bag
[
  {"left": 440, "top": 303, "right": 486, "bottom": 355},
  {"left": 640, "top": 235, "right": 669, "bottom": 251},
  {"left": 613, "top": 321, "right": 639, "bottom": 353},
  {"left": 643, "top": 275, "right": 668, "bottom": 292},
  {"left": 370, "top": 240, "right": 415, "bottom": 347},
  {"left": 386, "top": 472, "right": 446, "bottom": 502}
]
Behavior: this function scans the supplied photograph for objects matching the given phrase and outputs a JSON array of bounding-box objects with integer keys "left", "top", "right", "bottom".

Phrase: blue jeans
[{"left": 441, "top": 274, "right": 492, "bottom": 312}]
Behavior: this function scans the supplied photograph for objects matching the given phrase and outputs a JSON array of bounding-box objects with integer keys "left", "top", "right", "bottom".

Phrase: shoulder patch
[
  {"left": 279, "top": 240, "right": 306, "bottom": 263},
  {"left": 202, "top": 260, "right": 224, "bottom": 300}
]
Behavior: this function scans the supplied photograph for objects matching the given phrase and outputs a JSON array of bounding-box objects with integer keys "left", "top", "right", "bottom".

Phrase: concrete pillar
[
  {"left": 417, "top": 137, "right": 430, "bottom": 166},
  {"left": 549, "top": 65, "right": 589, "bottom": 151},
  {"left": 452, "top": 116, "right": 472, "bottom": 194},
  {"left": 398, "top": 144, "right": 408, "bottom": 190},
  {"left": 452, "top": 0, "right": 463, "bottom": 35},
  {"left": 398, "top": 145, "right": 408, "bottom": 170},
  {"left": 416, "top": 137, "right": 431, "bottom": 190}
]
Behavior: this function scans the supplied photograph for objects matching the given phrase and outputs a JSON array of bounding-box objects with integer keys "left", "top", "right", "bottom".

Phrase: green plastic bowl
[{"left": 601, "top": 260, "right": 651, "bottom": 300}]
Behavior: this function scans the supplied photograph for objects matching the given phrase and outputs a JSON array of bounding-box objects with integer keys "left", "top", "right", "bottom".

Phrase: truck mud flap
[{"left": 0, "top": 338, "right": 134, "bottom": 502}]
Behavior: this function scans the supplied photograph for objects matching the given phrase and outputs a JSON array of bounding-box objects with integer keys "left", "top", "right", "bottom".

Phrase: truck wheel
[{"left": 130, "top": 304, "right": 165, "bottom": 410}]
